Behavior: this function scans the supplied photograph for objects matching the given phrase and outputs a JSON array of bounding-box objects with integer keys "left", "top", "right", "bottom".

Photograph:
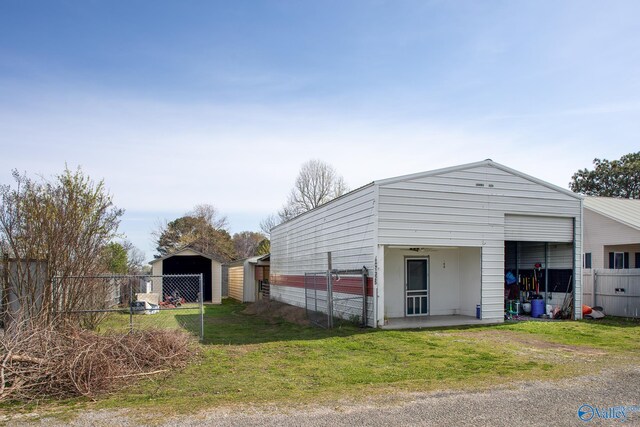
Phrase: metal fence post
[
  {"left": 129, "top": 275, "right": 133, "bottom": 334},
  {"left": 362, "top": 267, "right": 368, "bottom": 327},
  {"left": 591, "top": 268, "right": 598, "bottom": 307},
  {"left": 199, "top": 273, "right": 204, "bottom": 342},
  {"left": 327, "top": 252, "right": 333, "bottom": 328}
]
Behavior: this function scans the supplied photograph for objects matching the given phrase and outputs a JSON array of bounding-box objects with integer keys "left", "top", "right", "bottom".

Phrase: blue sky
[{"left": 1, "top": 1, "right": 639, "bottom": 260}]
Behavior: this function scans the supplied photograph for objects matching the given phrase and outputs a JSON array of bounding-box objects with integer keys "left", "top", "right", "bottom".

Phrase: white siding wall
[
  {"left": 584, "top": 209, "right": 640, "bottom": 269},
  {"left": 377, "top": 165, "right": 582, "bottom": 322},
  {"left": 270, "top": 185, "right": 377, "bottom": 322},
  {"left": 384, "top": 247, "right": 478, "bottom": 318},
  {"left": 459, "top": 247, "right": 482, "bottom": 317}
]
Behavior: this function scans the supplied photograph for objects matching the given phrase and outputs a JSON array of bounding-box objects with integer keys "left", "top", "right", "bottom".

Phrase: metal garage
[
  {"left": 269, "top": 159, "right": 583, "bottom": 328},
  {"left": 149, "top": 247, "right": 222, "bottom": 303}
]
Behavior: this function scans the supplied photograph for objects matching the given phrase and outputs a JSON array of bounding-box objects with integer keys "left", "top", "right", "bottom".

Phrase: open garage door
[
  {"left": 505, "top": 215, "right": 574, "bottom": 242},
  {"left": 162, "top": 255, "right": 212, "bottom": 301}
]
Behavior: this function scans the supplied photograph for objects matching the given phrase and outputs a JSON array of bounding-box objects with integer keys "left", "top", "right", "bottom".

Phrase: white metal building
[{"left": 270, "top": 160, "right": 583, "bottom": 328}]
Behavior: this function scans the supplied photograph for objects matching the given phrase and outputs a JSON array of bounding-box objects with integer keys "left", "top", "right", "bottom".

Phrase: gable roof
[
  {"left": 148, "top": 247, "right": 222, "bottom": 265},
  {"left": 374, "top": 159, "right": 582, "bottom": 200},
  {"left": 584, "top": 197, "right": 640, "bottom": 231},
  {"left": 271, "top": 159, "right": 581, "bottom": 231}
]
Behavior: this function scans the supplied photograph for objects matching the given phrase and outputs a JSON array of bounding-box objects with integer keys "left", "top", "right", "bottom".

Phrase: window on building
[
  {"left": 609, "top": 252, "right": 630, "bottom": 269},
  {"left": 584, "top": 253, "right": 592, "bottom": 269}
]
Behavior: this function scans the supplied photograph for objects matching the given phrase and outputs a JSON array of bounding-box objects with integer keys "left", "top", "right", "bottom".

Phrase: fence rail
[
  {"left": 304, "top": 267, "right": 368, "bottom": 328},
  {"left": 583, "top": 269, "right": 640, "bottom": 318},
  {"left": 52, "top": 274, "right": 205, "bottom": 340}
]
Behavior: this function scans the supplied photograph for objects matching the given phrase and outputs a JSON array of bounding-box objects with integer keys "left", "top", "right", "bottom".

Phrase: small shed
[
  {"left": 149, "top": 248, "right": 222, "bottom": 304},
  {"left": 227, "top": 254, "right": 270, "bottom": 303}
]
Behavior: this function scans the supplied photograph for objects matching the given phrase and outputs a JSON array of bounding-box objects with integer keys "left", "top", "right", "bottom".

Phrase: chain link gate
[
  {"left": 52, "top": 274, "right": 204, "bottom": 340},
  {"left": 304, "top": 267, "right": 368, "bottom": 329}
]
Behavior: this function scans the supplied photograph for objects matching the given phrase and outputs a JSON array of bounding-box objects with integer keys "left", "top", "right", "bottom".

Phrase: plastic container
[
  {"left": 476, "top": 304, "right": 481, "bottom": 319},
  {"left": 531, "top": 299, "right": 545, "bottom": 318},
  {"left": 522, "top": 302, "right": 532, "bottom": 314}
]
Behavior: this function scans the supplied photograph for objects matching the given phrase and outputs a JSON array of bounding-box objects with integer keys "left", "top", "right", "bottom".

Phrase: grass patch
[{"left": 2, "top": 299, "right": 639, "bottom": 418}]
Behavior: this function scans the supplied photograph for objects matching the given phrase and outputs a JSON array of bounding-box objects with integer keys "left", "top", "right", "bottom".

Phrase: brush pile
[{"left": 0, "top": 320, "right": 196, "bottom": 402}]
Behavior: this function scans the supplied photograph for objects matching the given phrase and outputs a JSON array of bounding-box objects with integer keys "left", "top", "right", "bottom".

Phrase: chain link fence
[
  {"left": 52, "top": 274, "right": 204, "bottom": 340},
  {"left": 304, "top": 268, "right": 368, "bottom": 328}
]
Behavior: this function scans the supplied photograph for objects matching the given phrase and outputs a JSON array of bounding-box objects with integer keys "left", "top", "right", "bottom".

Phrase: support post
[
  {"left": 129, "top": 276, "right": 134, "bottom": 334},
  {"left": 361, "top": 266, "right": 368, "bottom": 327},
  {"left": 327, "top": 252, "right": 333, "bottom": 328},
  {"left": 544, "top": 242, "right": 549, "bottom": 305},
  {"left": 199, "top": 273, "right": 204, "bottom": 342}
]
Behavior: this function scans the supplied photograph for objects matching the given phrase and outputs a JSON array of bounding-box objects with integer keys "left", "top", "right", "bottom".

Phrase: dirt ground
[{"left": 242, "top": 299, "right": 310, "bottom": 326}]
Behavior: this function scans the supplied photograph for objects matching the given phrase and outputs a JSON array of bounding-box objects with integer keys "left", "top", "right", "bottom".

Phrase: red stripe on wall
[{"left": 270, "top": 274, "right": 373, "bottom": 297}]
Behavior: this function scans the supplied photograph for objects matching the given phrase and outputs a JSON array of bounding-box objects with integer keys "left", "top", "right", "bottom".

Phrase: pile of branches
[{"left": 0, "top": 320, "right": 196, "bottom": 402}]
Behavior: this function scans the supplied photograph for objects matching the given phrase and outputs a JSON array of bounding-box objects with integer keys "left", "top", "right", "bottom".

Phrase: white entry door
[{"left": 406, "top": 258, "right": 429, "bottom": 316}]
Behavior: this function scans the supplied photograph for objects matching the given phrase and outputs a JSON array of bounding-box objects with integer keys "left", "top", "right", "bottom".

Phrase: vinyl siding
[
  {"left": 228, "top": 266, "right": 244, "bottom": 302},
  {"left": 377, "top": 164, "right": 582, "bottom": 322},
  {"left": 271, "top": 185, "right": 376, "bottom": 274},
  {"left": 584, "top": 209, "right": 640, "bottom": 269},
  {"left": 270, "top": 185, "right": 377, "bottom": 322}
]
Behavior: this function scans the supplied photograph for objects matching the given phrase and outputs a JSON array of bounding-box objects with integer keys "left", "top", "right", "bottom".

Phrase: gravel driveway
[{"left": 10, "top": 366, "right": 640, "bottom": 427}]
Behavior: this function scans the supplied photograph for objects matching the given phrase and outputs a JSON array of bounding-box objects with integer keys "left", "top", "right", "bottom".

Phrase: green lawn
[
  {"left": 95, "top": 300, "right": 640, "bottom": 413},
  {"left": 4, "top": 299, "right": 640, "bottom": 417},
  {"left": 97, "top": 304, "right": 202, "bottom": 336}
]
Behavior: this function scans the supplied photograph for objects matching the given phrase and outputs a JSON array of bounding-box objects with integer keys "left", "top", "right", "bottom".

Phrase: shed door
[
  {"left": 228, "top": 266, "right": 244, "bottom": 302},
  {"left": 504, "top": 215, "right": 574, "bottom": 242}
]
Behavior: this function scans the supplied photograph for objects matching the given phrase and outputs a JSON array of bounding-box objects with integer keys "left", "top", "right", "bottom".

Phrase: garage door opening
[
  {"left": 504, "top": 241, "right": 575, "bottom": 319},
  {"left": 163, "top": 255, "right": 212, "bottom": 302}
]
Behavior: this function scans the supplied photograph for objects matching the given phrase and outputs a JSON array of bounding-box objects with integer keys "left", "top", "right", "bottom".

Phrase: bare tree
[
  {"left": 259, "top": 214, "right": 280, "bottom": 235},
  {"left": 121, "top": 240, "right": 146, "bottom": 274},
  {"left": 188, "top": 204, "right": 229, "bottom": 230},
  {"left": 0, "top": 168, "right": 123, "bottom": 324},
  {"left": 232, "top": 231, "right": 266, "bottom": 259},
  {"left": 259, "top": 160, "right": 349, "bottom": 230},
  {"left": 262, "top": 160, "right": 349, "bottom": 227},
  {"left": 284, "top": 159, "right": 348, "bottom": 217}
]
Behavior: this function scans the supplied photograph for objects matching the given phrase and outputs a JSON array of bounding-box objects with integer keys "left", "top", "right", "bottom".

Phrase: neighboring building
[
  {"left": 1, "top": 258, "right": 48, "bottom": 324},
  {"left": 582, "top": 197, "right": 640, "bottom": 317},
  {"left": 270, "top": 160, "right": 583, "bottom": 328},
  {"left": 583, "top": 197, "right": 640, "bottom": 269},
  {"left": 149, "top": 247, "right": 222, "bottom": 303},
  {"left": 227, "top": 254, "right": 270, "bottom": 302}
]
